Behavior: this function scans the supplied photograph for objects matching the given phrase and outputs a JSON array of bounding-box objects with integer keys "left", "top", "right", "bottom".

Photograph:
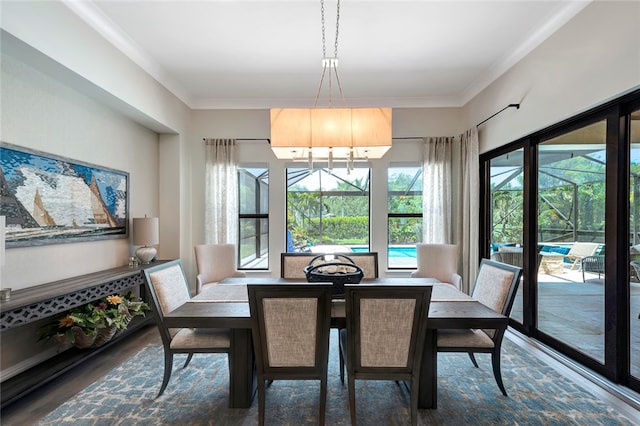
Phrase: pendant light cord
[{"left": 314, "top": 0, "right": 346, "bottom": 108}]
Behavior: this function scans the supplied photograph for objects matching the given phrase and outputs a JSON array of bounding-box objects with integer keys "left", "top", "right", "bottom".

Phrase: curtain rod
[
  {"left": 393, "top": 136, "right": 455, "bottom": 140},
  {"left": 203, "top": 138, "right": 271, "bottom": 143},
  {"left": 476, "top": 103, "right": 520, "bottom": 128}
]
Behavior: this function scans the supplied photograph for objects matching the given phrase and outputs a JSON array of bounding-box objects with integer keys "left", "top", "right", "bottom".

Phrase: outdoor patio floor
[{"left": 512, "top": 268, "right": 640, "bottom": 378}]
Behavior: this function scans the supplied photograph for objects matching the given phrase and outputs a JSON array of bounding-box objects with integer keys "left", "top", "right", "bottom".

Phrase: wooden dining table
[{"left": 163, "top": 277, "right": 508, "bottom": 409}]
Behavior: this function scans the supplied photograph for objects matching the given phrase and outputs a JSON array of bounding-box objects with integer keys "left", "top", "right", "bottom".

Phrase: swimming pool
[{"left": 351, "top": 246, "right": 417, "bottom": 267}]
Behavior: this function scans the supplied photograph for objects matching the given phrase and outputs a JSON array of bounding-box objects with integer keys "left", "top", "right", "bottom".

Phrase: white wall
[
  {"left": 0, "top": 51, "right": 160, "bottom": 288},
  {"left": 465, "top": 1, "right": 640, "bottom": 153}
]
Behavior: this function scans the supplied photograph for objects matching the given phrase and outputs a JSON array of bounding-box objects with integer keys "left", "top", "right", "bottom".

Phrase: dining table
[{"left": 162, "top": 277, "right": 508, "bottom": 409}]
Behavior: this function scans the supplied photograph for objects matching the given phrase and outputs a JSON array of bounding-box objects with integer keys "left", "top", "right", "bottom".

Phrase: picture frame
[{"left": 0, "top": 141, "right": 129, "bottom": 247}]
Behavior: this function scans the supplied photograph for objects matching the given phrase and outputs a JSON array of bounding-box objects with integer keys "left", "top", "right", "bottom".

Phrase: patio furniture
[
  {"left": 630, "top": 260, "right": 640, "bottom": 283},
  {"left": 564, "top": 242, "right": 600, "bottom": 271},
  {"left": 491, "top": 246, "right": 523, "bottom": 268},
  {"left": 582, "top": 255, "right": 605, "bottom": 282},
  {"left": 539, "top": 253, "right": 565, "bottom": 275}
]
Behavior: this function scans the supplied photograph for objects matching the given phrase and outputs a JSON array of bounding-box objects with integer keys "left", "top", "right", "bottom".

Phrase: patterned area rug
[{"left": 36, "top": 332, "right": 634, "bottom": 425}]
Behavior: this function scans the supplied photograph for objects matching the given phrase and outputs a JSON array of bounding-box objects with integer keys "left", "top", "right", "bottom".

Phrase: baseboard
[{"left": 0, "top": 346, "right": 61, "bottom": 382}]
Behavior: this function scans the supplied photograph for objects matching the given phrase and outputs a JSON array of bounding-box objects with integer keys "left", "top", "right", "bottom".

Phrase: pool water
[{"left": 351, "top": 246, "right": 417, "bottom": 267}]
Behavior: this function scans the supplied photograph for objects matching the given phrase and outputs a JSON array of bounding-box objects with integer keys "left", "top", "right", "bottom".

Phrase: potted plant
[{"left": 40, "top": 292, "right": 150, "bottom": 349}]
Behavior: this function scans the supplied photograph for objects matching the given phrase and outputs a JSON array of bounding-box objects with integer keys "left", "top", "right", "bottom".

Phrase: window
[
  {"left": 238, "top": 167, "right": 268, "bottom": 269},
  {"left": 286, "top": 167, "right": 370, "bottom": 252},
  {"left": 387, "top": 165, "right": 422, "bottom": 268}
]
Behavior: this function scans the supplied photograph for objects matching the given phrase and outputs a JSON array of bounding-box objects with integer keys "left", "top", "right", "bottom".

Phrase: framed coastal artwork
[{"left": 0, "top": 142, "right": 129, "bottom": 247}]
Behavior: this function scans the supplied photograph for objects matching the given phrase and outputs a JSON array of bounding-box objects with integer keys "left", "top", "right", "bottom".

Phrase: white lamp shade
[
  {"left": 269, "top": 107, "right": 392, "bottom": 160},
  {"left": 133, "top": 217, "right": 159, "bottom": 246}
]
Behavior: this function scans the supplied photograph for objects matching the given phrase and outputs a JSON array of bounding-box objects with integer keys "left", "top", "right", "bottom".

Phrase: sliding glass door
[
  {"left": 536, "top": 120, "right": 606, "bottom": 363},
  {"left": 489, "top": 149, "right": 524, "bottom": 322},
  {"left": 630, "top": 107, "right": 640, "bottom": 380}
]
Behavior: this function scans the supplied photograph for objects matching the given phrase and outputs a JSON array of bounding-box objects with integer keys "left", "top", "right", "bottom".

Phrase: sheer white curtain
[
  {"left": 204, "top": 138, "right": 238, "bottom": 244},
  {"left": 458, "top": 127, "right": 479, "bottom": 293},
  {"left": 422, "top": 136, "right": 453, "bottom": 244}
]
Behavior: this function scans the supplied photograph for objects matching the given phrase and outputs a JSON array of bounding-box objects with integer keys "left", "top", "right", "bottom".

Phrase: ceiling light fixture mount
[{"left": 270, "top": 0, "right": 392, "bottom": 166}]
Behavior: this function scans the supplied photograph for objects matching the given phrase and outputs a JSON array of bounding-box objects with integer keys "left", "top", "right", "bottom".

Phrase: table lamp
[{"left": 133, "top": 216, "right": 159, "bottom": 264}]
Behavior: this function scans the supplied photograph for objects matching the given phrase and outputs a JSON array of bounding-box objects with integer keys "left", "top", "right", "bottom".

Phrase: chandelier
[{"left": 270, "top": 0, "right": 392, "bottom": 166}]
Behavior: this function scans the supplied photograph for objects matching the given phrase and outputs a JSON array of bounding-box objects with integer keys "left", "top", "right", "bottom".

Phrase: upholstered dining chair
[
  {"left": 437, "top": 258, "right": 522, "bottom": 396},
  {"left": 194, "top": 243, "right": 246, "bottom": 294},
  {"left": 339, "top": 284, "right": 433, "bottom": 426},
  {"left": 411, "top": 243, "right": 462, "bottom": 290},
  {"left": 247, "top": 283, "right": 333, "bottom": 426},
  {"left": 144, "top": 260, "right": 231, "bottom": 397}
]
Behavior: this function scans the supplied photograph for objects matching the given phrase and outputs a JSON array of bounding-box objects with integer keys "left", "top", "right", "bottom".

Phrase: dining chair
[
  {"left": 143, "top": 259, "right": 231, "bottom": 397},
  {"left": 194, "top": 243, "right": 246, "bottom": 294},
  {"left": 339, "top": 284, "right": 433, "bottom": 426},
  {"left": 437, "top": 258, "right": 522, "bottom": 396},
  {"left": 410, "top": 243, "right": 462, "bottom": 289},
  {"left": 247, "top": 283, "right": 333, "bottom": 426}
]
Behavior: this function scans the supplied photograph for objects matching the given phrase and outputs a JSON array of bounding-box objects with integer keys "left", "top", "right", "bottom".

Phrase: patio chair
[
  {"left": 247, "top": 283, "right": 333, "bottom": 426},
  {"left": 564, "top": 242, "right": 600, "bottom": 271},
  {"left": 582, "top": 255, "right": 605, "bottom": 282},
  {"left": 631, "top": 261, "right": 640, "bottom": 283},
  {"left": 339, "top": 284, "right": 433, "bottom": 426},
  {"left": 437, "top": 259, "right": 522, "bottom": 396},
  {"left": 411, "top": 243, "right": 462, "bottom": 290},
  {"left": 143, "top": 260, "right": 231, "bottom": 398},
  {"left": 194, "top": 244, "right": 246, "bottom": 294}
]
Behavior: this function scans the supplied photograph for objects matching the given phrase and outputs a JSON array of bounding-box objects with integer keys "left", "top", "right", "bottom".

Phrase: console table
[{"left": 0, "top": 261, "right": 166, "bottom": 408}]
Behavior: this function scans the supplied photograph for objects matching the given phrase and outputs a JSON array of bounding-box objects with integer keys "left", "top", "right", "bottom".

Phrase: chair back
[
  {"left": 567, "top": 242, "right": 600, "bottom": 257},
  {"left": 471, "top": 259, "right": 522, "bottom": 338},
  {"left": 344, "top": 284, "right": 432, "bottom": 376},
  {"left": 194, "top": 244, "right": 244, "bottom": 287},
  {"left": 143, "top": 260, "right": 191, "bottom": 344},
  {"left": 248, "top": 283, "right": 333, "bottom": 379},
  {"left": 411, "top": 243, "right": 459, "bottom": 283},
  {"left": 281, "top": 252, "right": 378, "bottom": 280}
]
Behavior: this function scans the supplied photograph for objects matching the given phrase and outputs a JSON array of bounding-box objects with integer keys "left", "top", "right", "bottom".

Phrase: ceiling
[{"left": 64, "top": 0, "right": 590, "bottom": 110}]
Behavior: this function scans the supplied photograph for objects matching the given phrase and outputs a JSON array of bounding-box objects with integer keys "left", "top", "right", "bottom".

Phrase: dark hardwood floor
[{"left": 1, "top": 325, "right": 160, "bottom": 426}]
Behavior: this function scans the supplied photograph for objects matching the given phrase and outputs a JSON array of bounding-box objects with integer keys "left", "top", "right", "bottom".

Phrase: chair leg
[
  {"left": 339, "top": 345, "right": 345, "bottom": 385},
  {"left": 183, "top": 353, "right": 194, "bottom": 368},
  {"left": 409, "top": 375, "right": 419, "bottom": 426},
  {"left": 157, "top": 351, "right": 174, "bottom": 398},
  {"left": 257, "top": 379, "right": 266, "bottom": 426},
  {"left": 339, "top": 329, "right": 346, "bottom": 385},
  {"left": 348, "top": 375, "right": 357, "bottom": 426},
  {"left": 491, "top": 350, "right": 507, "bottom": 396},
  {"left": 319, "top": 377, "right": 327, "bottom": 426},
  {"left": 468, "top": 352, "right": 479, "bottom": 368}
]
